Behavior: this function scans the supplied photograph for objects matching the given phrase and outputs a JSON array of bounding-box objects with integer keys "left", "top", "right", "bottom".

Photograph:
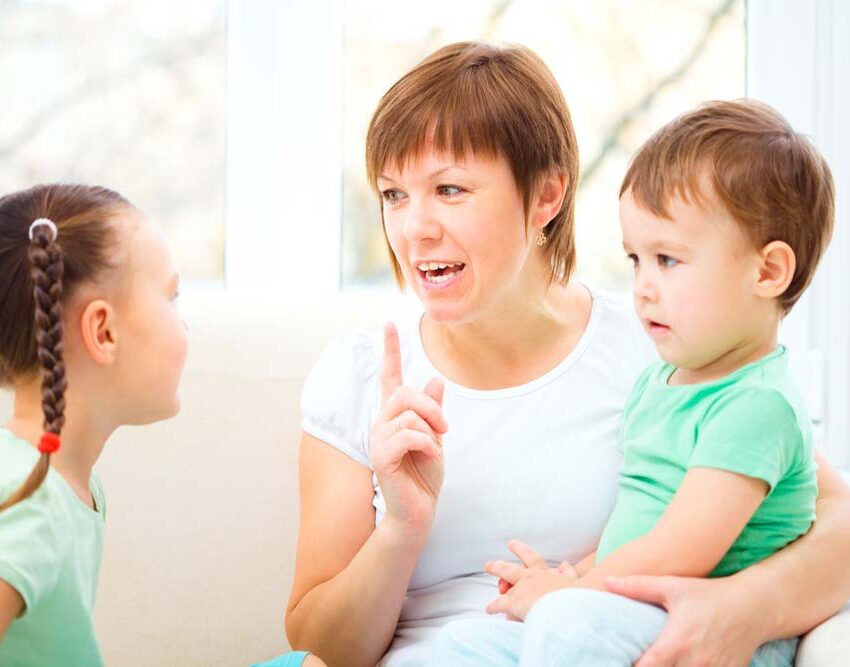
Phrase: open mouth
[{"left": 416, "top": 261, "right": 466, "bottom": 284}]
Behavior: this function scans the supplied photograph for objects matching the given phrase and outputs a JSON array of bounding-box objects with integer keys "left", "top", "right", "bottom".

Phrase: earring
[{"left": 536, "top": 231, "right": 547, "bottom": 246}]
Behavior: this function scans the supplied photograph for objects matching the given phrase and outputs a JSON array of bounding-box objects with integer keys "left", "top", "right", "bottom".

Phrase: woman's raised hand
[{"left": 370, "top": 323, "right": 448, "bottom": 540}]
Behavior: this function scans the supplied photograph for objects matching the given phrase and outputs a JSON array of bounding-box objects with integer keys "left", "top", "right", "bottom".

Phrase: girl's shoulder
[{"left": 0, "top": 428, "right": 44, "bottom": 493}]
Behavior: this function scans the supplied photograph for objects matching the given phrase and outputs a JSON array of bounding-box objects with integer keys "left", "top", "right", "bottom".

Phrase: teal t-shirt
[
  {"left": 597, "top": 346, "right": 817, "bottom": 577},
  {"left": 0, "top": 427, "right": 106, "bottom": 667}
]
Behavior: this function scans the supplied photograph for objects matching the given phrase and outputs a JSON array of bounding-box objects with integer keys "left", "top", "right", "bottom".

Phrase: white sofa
[{"left": 0, "top": 291, "right": 847, "bottom": 666}]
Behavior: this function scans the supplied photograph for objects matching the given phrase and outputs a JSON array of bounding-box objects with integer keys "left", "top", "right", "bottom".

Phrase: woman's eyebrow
[{"left": 428, "top": 166, "right": 468, "bottom": 179}]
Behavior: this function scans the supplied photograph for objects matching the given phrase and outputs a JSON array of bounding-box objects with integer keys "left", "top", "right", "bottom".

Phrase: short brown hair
[
  {"left": 366, "top": 41, "right": 580, "bottom": 286},
  {"left": 621, "top": 99, "right": 834, "bottom": 313}
]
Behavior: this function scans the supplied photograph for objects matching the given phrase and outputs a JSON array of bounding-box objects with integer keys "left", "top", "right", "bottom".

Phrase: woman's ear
[
  {"left": 78, "top": 299, "right": 118, "bottom": 365},
  {"left": 532, "top": 170, "right": 568, "bottom": 230},
  {"left": 754, "top": 240, "right": 796, "bottom": 301}
]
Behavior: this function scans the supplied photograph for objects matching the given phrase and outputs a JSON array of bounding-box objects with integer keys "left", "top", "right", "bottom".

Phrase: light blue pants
[
  {"left": 250, "top": 650, "right": 310, "bottom": 667},
  {"left": 427, "top": 589, "right": 797, "bottom": 666}
]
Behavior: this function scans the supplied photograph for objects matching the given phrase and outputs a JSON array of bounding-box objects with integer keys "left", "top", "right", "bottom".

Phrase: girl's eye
[
  {"left": 626, "top": 253, "right": 638, "bottom": 267},
  {"left": 658, "top": 254, "right": 678, "bottom": 268},
  {"left": 380, "top": 189, "right": 404, "bottom": 205},
  {"left": 437, "top": 184, "right": 463, "bottom": 197}
]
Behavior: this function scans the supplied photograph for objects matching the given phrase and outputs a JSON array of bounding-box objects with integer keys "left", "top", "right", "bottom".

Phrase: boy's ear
[
  {"left": 78, "top": 299, "right": 118, "bottom": 365},
  {"left": 754, "top": 240, "right": 796, "bottom": 301},
  {"left": 532, "top": 170, "right": 568, "bottom": 230}
]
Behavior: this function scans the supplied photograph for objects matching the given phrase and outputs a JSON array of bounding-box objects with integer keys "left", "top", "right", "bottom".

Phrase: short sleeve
[
  {"left": 300, "top": 330, "right": 381, "bottom": 468},
  {"left": 689, "top": 387, "right": 801, "bottom": 489},
  {"left": 0, "top": 480, "right": 67, "bottom": 614}
]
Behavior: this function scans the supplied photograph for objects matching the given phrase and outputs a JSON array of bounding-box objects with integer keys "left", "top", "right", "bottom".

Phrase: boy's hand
[
  {"left": 484, "top": 540, "right": 578, "bottom": 620},
  {"left": 485, "top": 564, "right": 577, "bottom": 620}
]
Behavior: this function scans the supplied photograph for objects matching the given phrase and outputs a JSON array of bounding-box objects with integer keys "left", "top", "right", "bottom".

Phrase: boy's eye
[
  {"left": 380, "top": 189, "right": 404, "bottom": 205},
  {"left": 658, "top": 254, "right": 678, "bottom": 268},
  {"left": 626, "top": 253, "right": 638, "bottom": 267},
  {"left": 437, "top": 184, "right": 463, "bottom": 197}
]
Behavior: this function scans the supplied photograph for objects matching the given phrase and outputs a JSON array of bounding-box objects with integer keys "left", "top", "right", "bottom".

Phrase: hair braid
[{"left": 0, "top": 225, "right": 66, "bottom": 511}]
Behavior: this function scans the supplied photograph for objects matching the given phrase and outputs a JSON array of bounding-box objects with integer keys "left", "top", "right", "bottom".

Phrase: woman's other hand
[
  {"left": 370, "top": 323, "right": 448, "bottom": 539},
  {"left": 604, "top": 574, "right": 762, "bottom": 666}
]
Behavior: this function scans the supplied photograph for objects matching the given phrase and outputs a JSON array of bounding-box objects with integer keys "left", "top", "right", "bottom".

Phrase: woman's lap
[{"left": 427, "top": 589, "right": 796, "bottom": 666}]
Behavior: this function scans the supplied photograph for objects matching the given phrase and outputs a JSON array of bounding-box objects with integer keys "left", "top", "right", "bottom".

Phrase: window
[
  {"left": 0, "top": 0, "right": 226, "bottom": 281},
  {"left": 750, "top": 0, "right": 850, "bottom": 468},
  {"left": 340, "top": 0, "right": 746, "bottom": 290}
]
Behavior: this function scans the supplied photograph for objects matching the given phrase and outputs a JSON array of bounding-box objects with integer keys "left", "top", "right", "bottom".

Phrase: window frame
[
  {"left": 748, "top": 0, "right": 850, "bottom": 467},
  {"left": 223, "top": 0, "right": 849, "bottom": 465}
]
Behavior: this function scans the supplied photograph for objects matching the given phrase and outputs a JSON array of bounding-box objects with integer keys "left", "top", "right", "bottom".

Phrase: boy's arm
[
  {"left": 574, "top": 550, "right": 596, "bottom": 576},
  {"left": 0, "top": 579, "right": 23, "bottom": 642},
  {"left": 574, "top": 467, "right": 768, "bottom": 590},
  {"left": 484, "top": 467, "right": 768, "bottom": 620},
  {"left": 733, "top": 452, "right": 850, "bottom": 638},
  {"left": 599, "top": 452, "right": 850, "bottom": 667}
]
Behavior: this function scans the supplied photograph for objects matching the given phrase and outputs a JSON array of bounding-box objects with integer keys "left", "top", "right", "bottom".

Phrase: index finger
[
  {"left": 380, "top": 322, "right": 402, "bottom": 405},
  {"left": 484, "top": 560, "right": 524, "bottom": 585},
  {"left": 508, "top": 540, "right": 547, "bottom": 569}
]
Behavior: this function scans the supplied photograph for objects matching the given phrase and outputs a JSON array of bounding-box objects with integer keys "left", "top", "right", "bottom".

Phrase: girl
[{"left": 0, "top": 183, "right": 188, "bottom": 666}]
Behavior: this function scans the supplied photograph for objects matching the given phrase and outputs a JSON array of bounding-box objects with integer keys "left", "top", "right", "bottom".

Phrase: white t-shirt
[{"left": 301, "top": 287, "right": 655, "bottom": 665}]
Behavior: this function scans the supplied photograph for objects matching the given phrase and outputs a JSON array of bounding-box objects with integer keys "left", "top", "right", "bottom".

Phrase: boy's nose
[{"left": 634, "top": 269, "right": 658, "bottom": 302}]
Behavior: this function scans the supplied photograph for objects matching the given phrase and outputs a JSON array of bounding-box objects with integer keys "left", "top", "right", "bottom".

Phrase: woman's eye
[
  {"left": 381, "top": 189, "right": 404, "bottom": 205},
  {"left": 437, "top": 184, "right": 463, "bottom": 197},
  {"left": 658, "top": 254, "right": 678, "bottom": 268}
]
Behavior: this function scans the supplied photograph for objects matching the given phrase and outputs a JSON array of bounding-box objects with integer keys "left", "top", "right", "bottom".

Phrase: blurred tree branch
[
  {"left": 0, "top": 27, "right": 219, "bottom": 162},
  {"left": 580, "top": 0, "right": 740, "bottom": 188}
]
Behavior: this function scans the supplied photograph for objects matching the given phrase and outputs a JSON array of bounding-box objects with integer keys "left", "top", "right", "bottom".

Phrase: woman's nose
[{"left": 402, "top": 199, "right": 442, "bottom": 243}]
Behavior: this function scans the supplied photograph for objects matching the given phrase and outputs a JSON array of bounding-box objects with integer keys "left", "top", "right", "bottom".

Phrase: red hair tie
[{"left": 38, "top": 432, "right": 61, "bottom": 454}]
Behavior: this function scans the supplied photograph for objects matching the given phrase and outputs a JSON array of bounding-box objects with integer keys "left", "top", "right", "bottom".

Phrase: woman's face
[{"left": 377, "top": 147, "right": 545, "bottom": 323}]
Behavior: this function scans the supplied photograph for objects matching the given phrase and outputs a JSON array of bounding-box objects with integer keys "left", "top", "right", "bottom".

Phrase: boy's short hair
[
  {"left": 366, "top": 42, "right": 580, "bottom": 287},
  {"left": 620, "top": 99, "right": 834, "bottom": 313}
]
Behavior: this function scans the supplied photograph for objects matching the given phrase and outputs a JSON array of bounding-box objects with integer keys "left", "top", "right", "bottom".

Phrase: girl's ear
[
  {"left": 532, "top": 170, "right": 568, "bottom": 230},
  {"left": 78, "top": 299, "right": 118, "bottom": 365},
  {"left": 754, "top": 240, "right": 796, "bottom": 301}
]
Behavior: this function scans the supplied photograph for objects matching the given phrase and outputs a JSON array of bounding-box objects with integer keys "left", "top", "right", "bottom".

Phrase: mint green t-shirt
[
  {"left": 597, "top": 346, "right": 817, "bottom": 577},
  {"left": 0, "top": 427, "right": 106, "bottom": 667}
]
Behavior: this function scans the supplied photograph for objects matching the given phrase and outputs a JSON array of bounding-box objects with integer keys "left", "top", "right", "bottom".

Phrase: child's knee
[
  {"left": 526, "top": 588, "right": 604, "bottom": 631},
  {"left": 430, "top": 617, "right": 494, "bottom": 653},
  {"left": 428, "top": 615, "right": 521, "bottom": 665}
]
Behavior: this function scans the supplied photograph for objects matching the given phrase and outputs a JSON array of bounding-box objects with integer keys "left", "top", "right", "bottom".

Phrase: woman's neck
[
  {"left": 421, "top": 281, "right": 592, "bottom": 389},
  {"left": 5, "top": 379, "right": 112, "bottom": 508}
]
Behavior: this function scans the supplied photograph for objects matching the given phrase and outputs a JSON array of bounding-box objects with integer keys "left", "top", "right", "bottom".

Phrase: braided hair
[{"left": 0, "top": 184, "right": 130, "bottom": 511}]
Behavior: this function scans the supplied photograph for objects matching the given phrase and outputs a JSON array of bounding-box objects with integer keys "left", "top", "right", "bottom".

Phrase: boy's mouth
[
  {"left": 416, "top": 261, "right": 466, "bottom": 284},
  {"left": 647, "top": 320, "right": 671, "bottom": 335}
]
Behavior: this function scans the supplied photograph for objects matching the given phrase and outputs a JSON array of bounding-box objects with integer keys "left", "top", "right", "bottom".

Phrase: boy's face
[{"left": 619, "top": 186, "right": 769, "bottom": 372}]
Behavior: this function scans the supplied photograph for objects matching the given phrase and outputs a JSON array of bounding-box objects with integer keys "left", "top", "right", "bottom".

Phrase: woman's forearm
[
  {"left": 286, "top": 518, "right": 427, "bottom": 667},
  {"left": 734, "top": 455, "right": 850, "bottom": 641}
]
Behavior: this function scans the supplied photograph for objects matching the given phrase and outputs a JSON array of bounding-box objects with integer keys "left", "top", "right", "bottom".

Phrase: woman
[{"left": 284, "top": 42, "right": 850, "bottom": 667}]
